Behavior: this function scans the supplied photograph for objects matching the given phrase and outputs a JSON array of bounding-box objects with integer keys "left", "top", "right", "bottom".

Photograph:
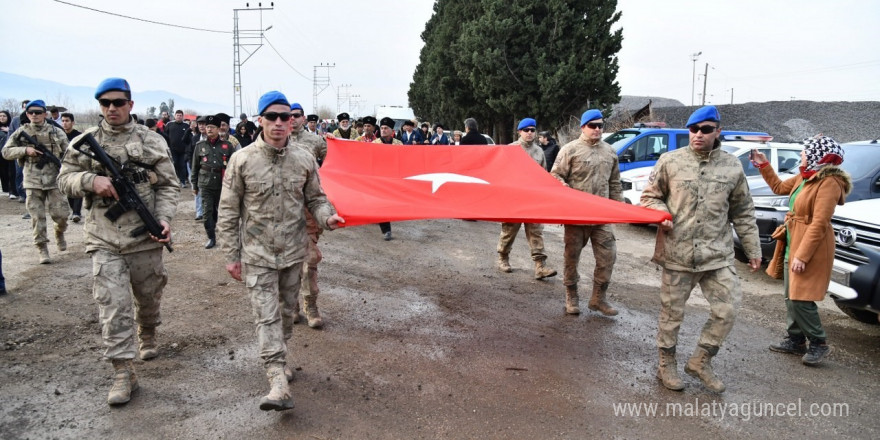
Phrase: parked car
[
  {"left": 483, "top": 134, "right": 495, "bottom": 145},
  {"left": 621, "top": 138, "right": 801, "bottom": 206},
  {"left": 827, "top": 198, "right": 880, "bottom": 324},
  {"left": 735, "top": 140, "right": 880, "bottom": 262},
  {"left": 604, "top": 126, "right": 768, "bottom": 171}
]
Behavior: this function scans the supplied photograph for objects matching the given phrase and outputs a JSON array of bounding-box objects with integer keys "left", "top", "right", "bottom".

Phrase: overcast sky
[{"left": 2, "top": 0, "right": 878, "bottom": 114}]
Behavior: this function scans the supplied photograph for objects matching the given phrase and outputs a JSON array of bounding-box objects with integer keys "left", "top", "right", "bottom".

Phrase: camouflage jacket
[
  {"left": 550, "top": 134, "right": 622, "bottom": 201},
  {"left": 221, "top": 133, "right": 241, "bottom": 149},
  {"left": 192, "top": 137, "right": 235, "bottom": 190},
  {"left": 332, "top": 127, "right": 358, "bottom": 140},
  {"left": 290, "top": 126, "right": 327, "bottom": 162},
  {"left": 217, "top": 135, "right": 336, "bottom": 269},
  {"left": 640, "top": 145, "right": 761, "bottom": 272},
  {"left": 2, "top": 122, "right": 69, "bottom": 190},
  {"left": 514, "top": 138, "right": 547, "bottom": 169},
  {"left": 57, "top": 119, "right": 179, "bottom": 254}
]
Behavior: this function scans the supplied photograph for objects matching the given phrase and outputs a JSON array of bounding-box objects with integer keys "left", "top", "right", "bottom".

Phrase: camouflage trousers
[
  {"left": 497, "top": 222, "right": 546, "bottom": 261},
  {"left": 657, "top": 266, "right": 741, "bottom": 349},
  {"left": 243, "top": 261, "right": 304, "bottom": 366},
  {"left": 563, "top": 224, "right": 616, "bottom": 288},
  {"left": 25, "top": 188, "right": 68, "bottom": 246},
  {"left": 301, "top": 212, "right": 323, "bottom": 298},
  {"left": 92, "top": 248, "right": 167, "bottom": 360}
]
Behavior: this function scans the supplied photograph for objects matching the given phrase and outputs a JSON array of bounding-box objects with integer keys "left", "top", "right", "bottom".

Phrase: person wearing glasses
[
  {"left": 640, "top": 105, "right": 761, "bottom": 393},
  {"left": 551, "top": 109, "right": 622, "bottom": 317},
  {"left": 218, "top": 91, "right": 344, "bottom": 411},
  {"left": 57, "top": 78, "right": 179, "bottom": 406},
  {"left": 288, "top": 101, "right": 329, "bottom": 328},
  {"left": 2, "top": 99, "right": 70, "bottom": 264},
  {"left": 496, "top": 118, "right": 557, "bottom": 280},
  {"left": 191, "top": 113, "right": 237, "bottom": 250}
]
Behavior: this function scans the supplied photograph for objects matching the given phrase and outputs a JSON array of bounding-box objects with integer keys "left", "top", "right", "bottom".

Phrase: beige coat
[{"left": 762, "top": 165, "right": 852, "bottom": 301}]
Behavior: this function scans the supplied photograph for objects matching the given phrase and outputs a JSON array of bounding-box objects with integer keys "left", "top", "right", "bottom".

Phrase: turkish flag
[{"left": 319, "top": 139, "right": 671, "bottom": 227}]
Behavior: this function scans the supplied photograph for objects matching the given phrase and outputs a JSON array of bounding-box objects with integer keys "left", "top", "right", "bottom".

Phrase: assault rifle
[
  {"left": 72, "top": 133, "right": 173, "bottom": 252},
  {"left": 16, "top": 131, "right": 63, "bottom": 170}
]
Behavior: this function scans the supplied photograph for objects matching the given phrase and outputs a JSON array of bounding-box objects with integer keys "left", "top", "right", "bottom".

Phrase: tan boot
[
  {"left": 284, "top": 365, "right": 294, "bottom": 382},
  {"left": 56, "top": 231, "right": 67, "bottom": 252},
  {"left": 684, "top": 345, "right": 725, "bottom": 392},
  {"left": 107, "top": 359, "right": 139, "bottom": 406},
  {"left": 138, "top": 326, "right": 159, "bottom": 360},
  {"left": 496, "top": 252, "right": 512, "bottom": 273},
  {"left": 304, "top": 295, "right": 323, "bottom": 329},
  {"left": 657, "top": 347, "right": 685, "bottom": 391},
  {"left": 37, "top": 244, "right": 51, "bottom": 264},
  {"left": 534, "top": 259, "right": 557, "bottom": 279},
  {"left": 588, "top": 285, "right": 619, "bottom": 316},
  {"left": 564, "top": 285, "right": 580, "bottom": 315},
  {"left": 259, "top": 363, "right": 294, "bottom": 411}
]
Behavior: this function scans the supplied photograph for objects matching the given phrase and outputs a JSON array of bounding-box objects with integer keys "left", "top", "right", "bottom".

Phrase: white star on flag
[{"left": 404, "top": 173, "right": 490, "bottom": 193}]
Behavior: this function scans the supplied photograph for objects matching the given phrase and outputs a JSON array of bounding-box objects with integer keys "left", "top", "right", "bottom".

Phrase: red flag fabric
[{"left": 319, "top": 139, "right": 671, "bottom": 227}]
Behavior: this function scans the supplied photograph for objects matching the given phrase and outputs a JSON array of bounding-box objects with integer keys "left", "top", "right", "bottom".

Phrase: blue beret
[
  {"left": 258, "top": 91, "right": 290, "bottom": 115},
  {"left": 26, "top": 100, "right": 47, "bottom": 110},
  {"left": 686, "top": 105, "right": 721, "bottom": 127},
  {"left": 290, "top": 102, "right": 303, "bottom": 112},
  {"left": 580, "top": 109, "right": 603, "bottom": 126},
  {"left": 517, "top": 118, "right": 537, "bottom": 131},
  {"left": 94, "top": 77, "right": 131, "bottom": 99}
]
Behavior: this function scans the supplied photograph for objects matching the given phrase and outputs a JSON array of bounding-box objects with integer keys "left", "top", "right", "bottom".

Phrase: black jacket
[
  {"left": 164, "top": 120, "right": 192, "bottom": 153},
  {"left": 460, "top": 130, "right": 488, "bottom": 145},
  {"left": 541, "top": 139, "right": 560, "bottom": 171}
]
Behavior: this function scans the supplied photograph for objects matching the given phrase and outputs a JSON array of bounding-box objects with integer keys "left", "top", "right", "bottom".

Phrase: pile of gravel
[{"left": 646, "top": 100, "right": 880, "bottom": 143}]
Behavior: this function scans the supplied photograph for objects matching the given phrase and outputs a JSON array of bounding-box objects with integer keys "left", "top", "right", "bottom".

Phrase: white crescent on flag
[{"left": 404, "top": 173, "right": 490, "bottom": 193}]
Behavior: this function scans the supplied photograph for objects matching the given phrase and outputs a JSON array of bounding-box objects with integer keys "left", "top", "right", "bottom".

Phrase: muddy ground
[{"left": 1, "top": 190, "right": 879, "bottom": 440}]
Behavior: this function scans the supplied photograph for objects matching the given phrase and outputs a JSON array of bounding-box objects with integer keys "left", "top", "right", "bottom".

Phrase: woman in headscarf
[
  {"left": 0, "top": 110, "right": 19, "bottom": 199},
  {"left": 752, "top": 135, "right": 851, "bottom": 366}
]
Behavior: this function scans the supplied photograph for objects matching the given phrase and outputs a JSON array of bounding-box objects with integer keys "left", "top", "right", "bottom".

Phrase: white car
[
  {"left": 827, "top": 198, "right": 880, "bottom": 324},
  {"left": 620, "top": 139, "right": 804, "bottom": 206}
]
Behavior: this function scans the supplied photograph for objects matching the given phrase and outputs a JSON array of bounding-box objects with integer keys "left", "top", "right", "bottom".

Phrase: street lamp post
[{"left": 691, "top": 51, "right": 702, "bottom": 106}]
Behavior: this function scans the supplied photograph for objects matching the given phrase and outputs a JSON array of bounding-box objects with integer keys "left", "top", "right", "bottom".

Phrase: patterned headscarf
[{"left": 801, "top": 135, "right": 843, "bottom": 178}]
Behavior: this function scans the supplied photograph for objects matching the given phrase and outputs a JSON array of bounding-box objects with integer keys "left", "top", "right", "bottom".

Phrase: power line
[
  {"left": 263, "top": 35, "right": 312, "bottom": 81},
  {"left": 52, "top": 0, "right": 231, "bottom": 34}
]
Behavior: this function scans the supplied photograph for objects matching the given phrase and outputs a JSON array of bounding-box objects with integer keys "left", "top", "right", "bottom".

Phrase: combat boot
[
  {"left": 107, "top": 359, "right": 139, "bottom": 406},
  {"left": 284, "top": 365, "right": 294, "bottom": 382},
  {"left": 564, "top": 285, "right": 580, "bottom": 315},
  {"left": 37, "top": 244, "right": 51, "bottom": 264},
  {"left": 138, "top": 326, "right": 159, "bottom": 360},
  {"left": 657, "top": 347, "right": 685, "bottom": 391},
  {"left": 56, "top": 231, "right": 67, "bottom": 252},
  {"left": 534, "top": 258, "right": 557, "bottom": 279},
  {"left": 303, "top": 295, "right": 323, "bottom": 329},
  {"left": 588, "top": 285, "right": 619, "bottom": 316},
  {"left": 684, "top": 345, "right": 725, "bottom": 392},
  {"left": 259, "top": 363, "right": 294, "bottom": 411},
  {"left": 497, "top": 252, "right": 512, "bottom": 273}
]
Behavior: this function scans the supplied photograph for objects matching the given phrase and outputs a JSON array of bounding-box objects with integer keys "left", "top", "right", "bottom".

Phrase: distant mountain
[{"left": 0, "top": 71, "right": 227, "bottom": 114}]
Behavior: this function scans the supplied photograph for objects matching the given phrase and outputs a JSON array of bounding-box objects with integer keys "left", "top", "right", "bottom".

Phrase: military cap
[
  {"left": 258, "top": 91, "right": 290, "bottom": 115},
  {"left": 379, "top": 117, "right": 396, "bottom": 128},
  {"left": 290, "top": 102, "right": 304, "bottom": 112},
  {"left": 204, "top": 114, "right": 222, "bottom": 127},
  {"left": 686, "top": 105, "right": 721, "bottom": 127},
  {"left": 307, "top": 114, "right": 319, "bottom": 123},
  {"left": 517, "top": 118, "right": 536, "bottom": 130},
  {"left": 94, "top": 77, "right": 131, "bottom": 99},
  {"left": 196, "top": 115, "right": 207, "bottom": 123},
  {"left": 26, "top": 100, "right": 47, "bottom": 111},
  {"left": 580, "top": 109, "right": 603, "bottom": 126},
  {"left": 362, "top": 116, "right": 377, "bottom": 126},
  {"left": 337, "top": 112, "right": 350, "bottom": 121}
]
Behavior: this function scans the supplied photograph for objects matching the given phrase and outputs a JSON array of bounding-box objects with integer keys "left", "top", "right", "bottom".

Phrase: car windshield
[
  {"left": 841, "top": 145, "right": 879, "bottom": 179},
  {"left": 604, "top": 130, "right": 639, "bottom": 148}
]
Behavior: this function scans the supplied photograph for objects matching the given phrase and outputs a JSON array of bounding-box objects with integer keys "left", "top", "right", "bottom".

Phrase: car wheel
[{"left": 834, "top": 302, "right": 880, "bottom": 325}]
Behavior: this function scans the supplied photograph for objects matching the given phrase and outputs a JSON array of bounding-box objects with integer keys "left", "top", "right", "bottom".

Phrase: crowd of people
[{"left": 0, "top": 78, "right": 851, "bottom": 414}]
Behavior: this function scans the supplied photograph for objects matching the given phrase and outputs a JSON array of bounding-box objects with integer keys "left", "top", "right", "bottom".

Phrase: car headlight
[{"left": 752, "top": 195, "right": 789, "bottom": 208}]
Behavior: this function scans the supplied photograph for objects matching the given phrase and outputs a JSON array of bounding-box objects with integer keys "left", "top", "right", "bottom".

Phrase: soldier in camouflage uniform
[
  {"left": 218, "top": 91, "right": 344, "bottom": 411},
  {"left": 289, "top": 101, "right": 328, "bottom": 328},
  {"left": 640, "top": 105, "right": 761, "bottom": 393},
  {"left": 192, "top": 114, "right": 236, "bottom": 249},
  {"left": 332, "top": 112, "right": 358, "bottom": 140},
  {"left": 496, "top": 118, "right": 557, "bottom": 280},
  {"left": 2, "top": 99, "right": 70, "bottom": 264},
  {"left": 550, "top": 110, "right": 622, "bottom": 316},
  {"left": 57, "top": 78, "right": 179, "bottom": 406}
]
